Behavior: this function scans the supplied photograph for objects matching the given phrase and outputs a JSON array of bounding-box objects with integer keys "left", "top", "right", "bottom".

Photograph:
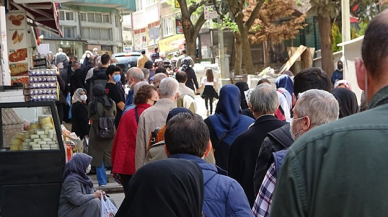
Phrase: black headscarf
[
  {"left": 62, "top": 153, "right": 93, "bottom": 193},
  {"left": 116, "top": 159, "right": 204, "bottom": 217},
  {"left": 90, "top": 84, "right": 113, "bottom": 115},
  {"left": 235, "top": 81, "right": 249, "bottom": 110},
  {"left": 332, "top": 88, "right": 358, "bottom": 118}
]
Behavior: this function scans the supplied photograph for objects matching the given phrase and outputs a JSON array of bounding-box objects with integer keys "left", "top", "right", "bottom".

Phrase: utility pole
[
  {"left": 341, "top": 0, "right": 351, "bottom": 42},
  {"left": 217, "top": 0, "right": 226, "bottom": 78}
]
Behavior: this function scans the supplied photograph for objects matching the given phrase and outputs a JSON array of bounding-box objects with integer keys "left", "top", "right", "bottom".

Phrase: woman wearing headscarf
[
  {"left": 180, "top": 58, "right": 199, "bottom": 91},
  {"left": 115, "top": 158, "right": 204, "bottom": 217},
  {"left": 58, "top": 153, "right": 103, "bottom": 217},
  {"left": 71, "top": 88, "right": 89, "bottom": 140},
  {"left": 204, "top": 85, "right": 254, "bottom": 171},
  {"left": 111, "top": 84, "right": 158, "bottom": 194},
  {"left": 332, "top": 88, "right": 358, "bottom": 118},
  {"left": 235, "top": 81, "right": 249, "bottom": 110},
  {"left": 276, "top": 87, "right": 292, "bottom": 122},
  {"left": 275, "top": 74, "right": 294, "bottom": 97},
  {"left": 88, "top": 84, "right": 116, "bottom": 186}
]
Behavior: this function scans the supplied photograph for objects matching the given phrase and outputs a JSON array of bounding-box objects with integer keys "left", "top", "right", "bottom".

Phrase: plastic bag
[{"left": 101, "top": 194, "right": 118, "bottom": 217}]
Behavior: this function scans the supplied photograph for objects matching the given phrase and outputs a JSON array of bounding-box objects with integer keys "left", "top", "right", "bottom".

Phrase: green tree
[
  {"left": 175, "top": 0, "right": 208, "bottom": 59},
  {"left": 331, "top": 23, "right": 342, "bottom": 52}
]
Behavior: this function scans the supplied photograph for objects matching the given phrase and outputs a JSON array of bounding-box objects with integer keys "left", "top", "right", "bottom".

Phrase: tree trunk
[
  {"left": 234, "top": 32, "right": 242, "bottom": 75},
  {"left": 240, "top": 25, "right": 255, "bottom": 74},
  {"left": 318, "top": 14, "right": 334, "bottom": 78},
  {"left": 185, "top": 33, "right": 197, "bottom": 60},
  {"left": 263, "top": 39, "right": 270, "bottom": 67}
]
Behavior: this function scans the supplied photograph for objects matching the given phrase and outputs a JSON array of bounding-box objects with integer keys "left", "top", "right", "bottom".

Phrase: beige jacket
[
  {"left": 178, "top": 83, "right": 195, "bottom": 98},
  {"left": 135, "top": 98, "right": 176, "bottom": 169},
  {"left": 137, "top": 54, "right": 149, "bottom": 68}
]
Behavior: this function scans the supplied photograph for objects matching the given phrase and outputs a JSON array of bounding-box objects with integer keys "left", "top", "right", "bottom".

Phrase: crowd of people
[{"left": 56, "top": 10, "right": 388, "bottom": 217}]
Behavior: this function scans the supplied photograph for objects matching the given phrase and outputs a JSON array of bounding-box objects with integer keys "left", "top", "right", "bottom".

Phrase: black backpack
[{"left": 95, "top": 108, "right": 115, "bottom": 140}]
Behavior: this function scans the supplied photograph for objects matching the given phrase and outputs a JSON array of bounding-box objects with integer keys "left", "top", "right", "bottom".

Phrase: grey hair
[
  {"left": 154, "top": 73, "right": 167, "bottom": 83},
  {"left": 141, "top": 68, "right": 150, "bottom": 80},
  {"left": 250, "top": 84, "right": 278, "bottom": 115},
  {"left": 159, "top": 77, "right": 179, "bottom": 98},
  {"left": 128, "top": 67, "right": 144, "bottom": 82},
  {"left": 295, "top": 89, "right": 339, "bottom": 127},
  {"left": 134, "top": 81, "right": 150, "bottom": 96}
]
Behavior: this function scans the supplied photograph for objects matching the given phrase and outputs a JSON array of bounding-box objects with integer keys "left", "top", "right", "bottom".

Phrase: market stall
[{"left": 0, "top": 101, "right": 65, "bottom": 217}]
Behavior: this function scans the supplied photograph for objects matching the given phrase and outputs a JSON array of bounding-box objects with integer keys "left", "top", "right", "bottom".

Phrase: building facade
[{"left": 40, "top": 1, "right": 135, "bottom": 57}]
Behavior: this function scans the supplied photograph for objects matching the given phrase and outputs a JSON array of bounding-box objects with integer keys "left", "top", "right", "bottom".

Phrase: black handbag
[{"left": 95, "top": 109, "right": 115, "bottom": 140}]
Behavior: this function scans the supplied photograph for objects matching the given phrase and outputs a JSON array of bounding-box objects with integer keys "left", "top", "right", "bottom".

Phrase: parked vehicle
[{"left": 112, "top": 52, "right": 141, "bottom": 72}]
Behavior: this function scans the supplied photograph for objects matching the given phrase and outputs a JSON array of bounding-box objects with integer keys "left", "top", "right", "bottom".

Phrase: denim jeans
[{"left": 96, "top": 160, "right": 107, "bottom": 186}]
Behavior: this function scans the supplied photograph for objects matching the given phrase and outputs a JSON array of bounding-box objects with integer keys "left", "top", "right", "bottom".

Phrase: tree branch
[
  {"left": 178, "top": 0, "right": 190, "bottom": 18},
  {"left": 194, "top": 12, "right": 206, "bottom": 36},
  {"left": 189, "top": 0, "right": 208, "bottom": 16},
  {"left": 245, "top": 0, "right": 265, "bottom": 28}
]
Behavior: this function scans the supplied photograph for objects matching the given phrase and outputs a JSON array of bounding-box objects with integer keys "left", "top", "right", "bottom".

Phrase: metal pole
[
  {"left": 341, "top": 0, "right": 351, "bottom": 42},
  {"left": 218, "top": 16, "right": 226, "bottom": 78}
]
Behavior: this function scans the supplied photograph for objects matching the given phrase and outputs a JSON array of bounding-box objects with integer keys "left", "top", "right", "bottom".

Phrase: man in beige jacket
[
  {"left": 137, "top": 50, "right": 149, "bottom": 68},
  {"left": 135, "top": 77, "right": 179, "bottom": 169}
]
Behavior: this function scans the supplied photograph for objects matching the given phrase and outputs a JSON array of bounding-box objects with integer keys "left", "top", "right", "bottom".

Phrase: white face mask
[
  {"left": 86, "top": 164, "right": 91, "bottom": 174},
  {"left": 80, "top": 95, "right": 87, "bottom": 101},
  {"left": 289, "top": 117, "right": 304, "bottom": 141}
]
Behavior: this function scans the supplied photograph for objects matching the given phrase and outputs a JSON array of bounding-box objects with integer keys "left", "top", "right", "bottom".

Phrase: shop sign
[
  {"left": 158, "top": 34, "right": 185, "bottom": 53},
  {"left": 204, "top": 6, "right": 217, "bottom": 20},
  {"left": 0, "top": 6, "right": 11, "bottom": 85},
  {"left": 176, "top": 19, "right": 183, "bottom": 34},
  {"left": 6, "top": 10, "right": 29, "bottom": 84},
  {"left": 175, "top": 0, "right": 180, "bottom": 8}
]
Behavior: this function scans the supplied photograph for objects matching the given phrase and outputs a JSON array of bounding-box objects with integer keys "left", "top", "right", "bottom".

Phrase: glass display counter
[{"left": 0, "top": 101, "right": 65, "bottom": 217}]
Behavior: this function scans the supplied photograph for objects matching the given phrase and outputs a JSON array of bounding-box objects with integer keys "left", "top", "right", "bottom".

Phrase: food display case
[{"left": 0, "top": 101, "right": 65, "bottom": 217}]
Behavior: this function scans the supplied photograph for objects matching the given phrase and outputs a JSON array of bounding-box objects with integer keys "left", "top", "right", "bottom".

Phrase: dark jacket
[
  {"left": 331, "top": 69, "right": 343, "bottom": 84},
  {"left": 56, "top": 74, "right": 66, "bottom": 103},
  {"left": 70, "top": 69, "right": 85, "bottom": 96},
  {"left": 71, "top": 102, "right": 89, "bottom": 140},
  {"left": 229, "top": 115, "right": 287, "bottom": 206},
  {"left": 253, "top": 124, "right": 293, "bottom": 196},
  {"left": 170, "top": 154, "right": 253, "bottom": 217},
  {"left": 271, "top": 85, "right": 388, "bottom": 217},
  {"left": 185, "top": 67, "right": 199, "bottom": 91}
]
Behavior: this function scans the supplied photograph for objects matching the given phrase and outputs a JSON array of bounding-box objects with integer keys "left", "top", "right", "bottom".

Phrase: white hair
[
  {"left": 295, "top": 89, "right": 339, "bottom": 127},
  {"left": 134, "top": 81, "right": 150, "bottom": 96},
  {"left": 159, "top": 77, "right": 179, "bottom": 98},
  {"left": 250, "top": 84, "right": 278, "bottom": 115}
]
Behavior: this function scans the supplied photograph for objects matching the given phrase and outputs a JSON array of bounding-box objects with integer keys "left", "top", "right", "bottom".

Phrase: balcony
[{"left": 64, "top": 0, "right": 136, "bottom": 14}]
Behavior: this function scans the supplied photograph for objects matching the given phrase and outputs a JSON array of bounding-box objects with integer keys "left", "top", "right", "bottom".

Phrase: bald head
[
  {"left": 153, "top": 73, "right": 167, "bottom": 88},
  {"left": 362, "top": 9, "right": 388, "bottom": 78},
  {"left": 127, "top": 67, "right": 145, "bottom": 89}
]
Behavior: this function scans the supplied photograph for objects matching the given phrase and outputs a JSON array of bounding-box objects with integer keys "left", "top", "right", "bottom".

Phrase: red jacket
[{"left": 111, "top": 103, "right": 151, "bottom": 175}]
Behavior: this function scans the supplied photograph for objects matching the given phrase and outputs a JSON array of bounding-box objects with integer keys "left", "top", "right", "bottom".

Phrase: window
[
  {"left": 103, "top": 14, "right": 110, "bottom": 23},
  {"left": 162, "top": 17, "right": 174, "bottom": 37},
  {"left": 63, "top": 26, "right": 76, "bottom": 38},
  {"left": 80, "top": 13, "right": 86, "bottom": 21},
  {"left": 82, "top": 28, "right": 112, "bottom": 41},
  {"left": 65, "top": 12, "right": 74, "bottom": 21},
  {"left": 81, "top": 28, "right": 90, "bottom": 39},
  {"left": 100, "top": 29, "right": 111, "bottom": 40},
  {"left": 87, "top": 13, "right": 95, "bottom": 22},
  {"left": 95, "top": 13, "right": 102, "bottom": 23},
  {"left": 59, "top": 11, "right": 64, "bottom": 20}
]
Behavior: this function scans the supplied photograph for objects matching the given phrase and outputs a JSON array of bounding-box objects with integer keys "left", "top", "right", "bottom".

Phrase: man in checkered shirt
[{"left": 252, "top": 89, "right": 339, "bottom": 217}]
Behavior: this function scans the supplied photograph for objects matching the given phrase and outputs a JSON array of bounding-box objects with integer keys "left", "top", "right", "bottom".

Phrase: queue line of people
[{"left": 58, "top": 10, "right": 388, "bottom": 217}]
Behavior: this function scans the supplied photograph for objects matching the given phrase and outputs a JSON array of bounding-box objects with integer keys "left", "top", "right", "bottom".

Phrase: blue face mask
[{"left": 113, "top": 74, "right": 121, "bottom": 83}]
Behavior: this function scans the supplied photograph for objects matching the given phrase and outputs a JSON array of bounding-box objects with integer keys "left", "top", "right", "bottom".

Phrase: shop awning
[{"left": 9, "top": 1, "right": 63, "bottom": 36}]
